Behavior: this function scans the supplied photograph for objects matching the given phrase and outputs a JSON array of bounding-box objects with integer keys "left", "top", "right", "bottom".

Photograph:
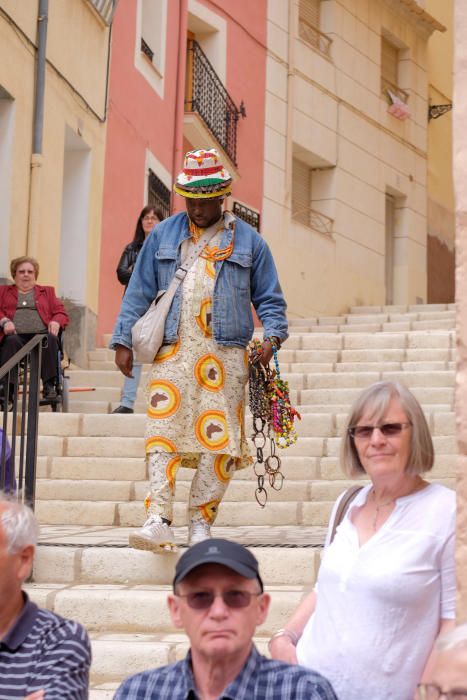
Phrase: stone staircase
[{"left": 20, "top": 303, "right": 456, "bottom": 698}]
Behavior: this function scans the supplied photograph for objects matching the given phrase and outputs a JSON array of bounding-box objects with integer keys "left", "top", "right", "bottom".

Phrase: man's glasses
[
  {"left": 348, "top": 422, "right": 412, "bottom": 440},
  {"left": 416, "top": 684, "right": 467, "bottom": 699},
  {"left": 176, "top": 590, "right": 261, "bottom": 610}
]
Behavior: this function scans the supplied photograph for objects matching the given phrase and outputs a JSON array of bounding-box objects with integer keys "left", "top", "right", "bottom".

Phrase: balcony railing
[
  {"left": 185, "top": 40, "right": 240, "bottom": 165},
  {"left": 298, "top": 18, "right": 332, "bottom": 57},
  {"left": 292, "top": 206, "right": 334, "bottom": 236},
  {"left": 233, "top": 202, "right": 261, "bottom": 232}
]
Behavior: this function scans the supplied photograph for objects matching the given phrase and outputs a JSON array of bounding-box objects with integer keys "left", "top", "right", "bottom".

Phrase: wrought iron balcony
[{"left": 185, "top": 40, "right": 241, "bottom": 165}]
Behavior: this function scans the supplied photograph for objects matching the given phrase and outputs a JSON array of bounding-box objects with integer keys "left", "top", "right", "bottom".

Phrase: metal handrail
[
  {"left": 185, "top": 40, "right": 240, "bottom": 165},
  {"left": 0, "top": 334, "right": 43, "bottom": 508}
]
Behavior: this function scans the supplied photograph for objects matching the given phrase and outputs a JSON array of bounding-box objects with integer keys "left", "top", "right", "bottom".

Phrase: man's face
[
  {"left": 0, "top": 505, "right": 34, "bottom": 609},
  {"left": 185, "top": 197, "right": 223, "bottom": 229},
  {"left": 168, "top": 563, "right": 270, "bottom": 662},
  {"left": 427, "top": 647, "right": 467, "bottom": 697}
]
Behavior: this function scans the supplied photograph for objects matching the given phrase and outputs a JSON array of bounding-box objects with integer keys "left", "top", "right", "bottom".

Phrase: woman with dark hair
[{"left": 112, "top": 205, "right": 165, "bottom": 414}]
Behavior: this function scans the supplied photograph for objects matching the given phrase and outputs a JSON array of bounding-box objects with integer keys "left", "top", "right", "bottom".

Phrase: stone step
[
  {"left": 300, "top": 386, "right": 454, "bottom": 406},
  {"left": 34, "top": 538, "right": 322, "bottom": 586},
  {"left": 26, "top": 582, "right": 307, "bottom": 636},
  {"left": 347, "top": 303, "right": 455, "bottom": 314}
]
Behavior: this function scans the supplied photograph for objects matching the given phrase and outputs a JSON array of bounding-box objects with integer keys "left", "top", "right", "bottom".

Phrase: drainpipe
[
  {"left": 284, "top": 0, "right": 296, "bottom": 222},
  {"left": 171, "top": 0, "right": 188, "bottom": 213},
  {"left": 27, "top": 0, "right": 48, "bottom": 257}
]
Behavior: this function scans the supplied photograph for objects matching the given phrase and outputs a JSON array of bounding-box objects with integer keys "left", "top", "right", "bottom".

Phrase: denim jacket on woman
[{"left": 110, "top": 212, "right": 288, "bottom": 350}]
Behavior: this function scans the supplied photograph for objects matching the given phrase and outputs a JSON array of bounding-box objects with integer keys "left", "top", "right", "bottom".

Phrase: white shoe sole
[{"left": 129, "top": 532, "right": 178, "bottom": 554}]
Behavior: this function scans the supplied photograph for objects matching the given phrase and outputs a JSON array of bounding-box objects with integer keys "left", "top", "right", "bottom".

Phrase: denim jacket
[{"left": 110, "top": 212, "right": 288, "bottom": 350}]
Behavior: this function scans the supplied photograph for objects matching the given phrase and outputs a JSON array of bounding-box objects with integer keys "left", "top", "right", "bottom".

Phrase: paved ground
[{"left": 38, "top": 524, "right": 327, "bottom": 548}]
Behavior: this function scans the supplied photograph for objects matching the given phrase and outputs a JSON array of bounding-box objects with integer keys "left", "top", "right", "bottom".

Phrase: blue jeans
[{"left": 120, "top": 361, "right": 142, "bottom": 409}]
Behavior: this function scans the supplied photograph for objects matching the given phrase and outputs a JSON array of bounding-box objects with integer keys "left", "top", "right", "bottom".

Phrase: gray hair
[
  {"left": 341, "top": 381, "right": 434, "bottom": 477},
  {"left": 0, "top": 492, "right": 39, "bottom": 553},
  {"left": 436, "top": 624, "right": 467, "bottom": 652}
]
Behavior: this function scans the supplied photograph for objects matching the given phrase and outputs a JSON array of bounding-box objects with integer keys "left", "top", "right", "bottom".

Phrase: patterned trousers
[{"left": 146, "top": 452, "right": 235, "bottom": 524}]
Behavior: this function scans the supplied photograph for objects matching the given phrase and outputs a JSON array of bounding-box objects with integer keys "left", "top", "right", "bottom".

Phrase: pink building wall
[{"left": 97, "top": 0, "right": 267, "bottom": 342}]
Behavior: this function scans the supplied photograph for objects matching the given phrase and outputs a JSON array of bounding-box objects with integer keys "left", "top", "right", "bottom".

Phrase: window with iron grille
[
  {"left": 140, "top": 0, "right": 164, "bottom": 72},
  {"left": 232, "top": 202, "right": 260, "bottom": 232},
  {"left": 292, "top": 158, "right": 333, "bottom": 236},
  {"left": 298, "top": 0, "right": 332, "bottom": 57},
  {"left": 381, "top": 36, "right": 408, "bottom": 103},
  {"left": 148, "top": 170, "right": 171, "bottom": 220}
]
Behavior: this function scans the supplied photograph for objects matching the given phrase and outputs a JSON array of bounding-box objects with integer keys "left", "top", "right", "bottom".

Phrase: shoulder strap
[
  {"left": 329, "top": 485, "right": 364, "bottom": 544},
  {"left": 159, "top": 227, "right": 218, "bottom": 304}
]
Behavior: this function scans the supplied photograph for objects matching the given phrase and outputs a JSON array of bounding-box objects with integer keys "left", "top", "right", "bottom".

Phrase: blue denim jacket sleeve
[
  {"left": 110, "top": 231, "right": 160, "bottom": 349},
  {"left": 251, "top": 235, "right": 288, "bottom": 343}
]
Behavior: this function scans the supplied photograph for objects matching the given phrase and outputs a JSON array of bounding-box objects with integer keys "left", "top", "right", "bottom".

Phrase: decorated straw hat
[{"left": 174, "top": 148, "right": 232, "bottom": 199}]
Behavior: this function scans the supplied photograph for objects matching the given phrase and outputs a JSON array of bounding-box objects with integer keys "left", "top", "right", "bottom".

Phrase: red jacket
[{"left": 0, "top": 285, "right": 69, "bottom": 341}]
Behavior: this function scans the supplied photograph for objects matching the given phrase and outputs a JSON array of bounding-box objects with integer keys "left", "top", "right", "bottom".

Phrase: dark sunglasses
[
  {"left": 176, "top": 590, "right": 261, "bottom": 610},
  {"left": 348, "top": 422, "right": 412, "bottom": 440},
  {"left": 416, "top": 683, "right": 467, "bottom": 699}
]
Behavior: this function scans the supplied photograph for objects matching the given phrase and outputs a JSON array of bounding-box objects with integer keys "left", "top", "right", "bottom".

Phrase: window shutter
[
  {"left": 292, "top": 159, "right": 312, "bottom": 226},
  {"left": 299, "top": 0, "right": 320, "bottom": 29}
]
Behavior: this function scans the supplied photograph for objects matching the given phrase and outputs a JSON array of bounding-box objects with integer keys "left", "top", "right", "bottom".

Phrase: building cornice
[{"left": 382, "top": 0, "right": 446, "bottom": 36}]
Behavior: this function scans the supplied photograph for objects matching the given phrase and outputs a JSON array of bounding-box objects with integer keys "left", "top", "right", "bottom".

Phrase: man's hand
[
  {"left": 48, "top": 321, "right": 60, "bottom": 337},
  {"left": 115, "top": 345, "right": 134, "bottom": 378},
  {"left": 259, "top": 340, "right": 274, "bottom": 367},
  {"left": 3, "top": 320, "right": 16, "bottom": 336},
  {"left": 24, "top": 691, "right": 45, "bottom": 700}
]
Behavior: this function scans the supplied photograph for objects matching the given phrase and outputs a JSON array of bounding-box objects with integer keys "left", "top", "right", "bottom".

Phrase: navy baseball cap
[{"left": 173, "top": 538, "right": 263, "bottom": 592}]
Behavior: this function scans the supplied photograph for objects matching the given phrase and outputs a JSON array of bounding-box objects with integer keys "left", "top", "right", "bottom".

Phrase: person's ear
[
  {"left": 255, "top": 592, "right": 271, "bottom": 626},
  {"left": 17, "top": 545, "right": 34, "bottom": 582},
  {"left": 167, "top": 594, "right": 185, "bottom": 629}
]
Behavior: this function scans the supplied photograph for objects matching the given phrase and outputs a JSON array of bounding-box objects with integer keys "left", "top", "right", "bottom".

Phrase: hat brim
[
  {"left": 173, "top": 557, "right": 263, "bottom": 591},
  {"left": 173, "top": 184, "right": 232, "bottom": 199}
]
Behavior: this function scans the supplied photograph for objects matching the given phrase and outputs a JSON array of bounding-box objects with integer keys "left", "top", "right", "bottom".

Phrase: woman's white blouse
[{"left": 296, "top": 483, "right": 455, "bottom": 700}]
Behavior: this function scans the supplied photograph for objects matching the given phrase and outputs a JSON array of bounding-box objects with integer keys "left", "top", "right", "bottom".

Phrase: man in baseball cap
[{"left": 115, "top": 539, "right": 337, "bottom": 699}]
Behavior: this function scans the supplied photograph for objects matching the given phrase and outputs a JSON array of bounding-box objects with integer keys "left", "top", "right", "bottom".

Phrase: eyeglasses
[
  {"left": 142, "top": 215, "right": 158, "bottom": 222},
  {"left": 176, "top": 590, "right": 261, "bottom": 610},
  {"left": 416, "top": 683, "right": 467, "bottom": 699},
  {"left": 348, "top": 422, "right": 412, "bottom": 440}
]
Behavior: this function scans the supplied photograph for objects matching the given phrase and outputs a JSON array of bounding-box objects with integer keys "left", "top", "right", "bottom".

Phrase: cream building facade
[
  {"left": 263, "top": 0, "right": 445, "bottom": 318},
  {"left": 0, "top": 0, "right": 113, "bottom": 363}
]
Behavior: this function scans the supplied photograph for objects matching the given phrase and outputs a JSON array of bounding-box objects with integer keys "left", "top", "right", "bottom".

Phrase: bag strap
[
  {"left": 158, "top": 227, "right": 219, "bottom": 305},
  {"left": 329, "top": 485, "right": 364, "bottom": 544}
]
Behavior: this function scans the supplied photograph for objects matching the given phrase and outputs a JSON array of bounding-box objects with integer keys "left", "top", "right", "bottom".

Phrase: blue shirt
[
  {"left": 111, "top": 212, "right": 288, "bottom": 351},
  {"left": 0, "top": 594, "right": 91, "bottom": 699},
  {"left": 114, "top": 646, "right": 337, "bottom": 699}
]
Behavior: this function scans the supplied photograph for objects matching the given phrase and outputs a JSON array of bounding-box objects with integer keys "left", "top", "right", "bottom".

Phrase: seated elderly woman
[
  {"left": 270, "top": 380, "right": 455, "bottom": 700},
  {"left": 0, "top": 256, "right": 69, "bottom": 400}
]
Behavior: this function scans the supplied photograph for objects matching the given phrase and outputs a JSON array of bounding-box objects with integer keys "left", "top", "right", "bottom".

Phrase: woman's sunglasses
[{"left": 348, "top": 422, "right": 412, "bottom": 440}]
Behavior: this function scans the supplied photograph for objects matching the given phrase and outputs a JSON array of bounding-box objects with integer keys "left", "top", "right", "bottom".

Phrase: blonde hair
[
  {"left": 341, "top": 381, "right": 434, "bottom": 477},
  {"left": 10, "top": 256, "right": 39, "bottom": 279}
]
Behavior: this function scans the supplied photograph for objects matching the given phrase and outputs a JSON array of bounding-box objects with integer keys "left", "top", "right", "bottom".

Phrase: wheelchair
[
  {"left": 0, "top": 331, "right": 70, "bottom": 413},
  {"left": 40, "top": 331, "right": 70, "bottom": 412}
]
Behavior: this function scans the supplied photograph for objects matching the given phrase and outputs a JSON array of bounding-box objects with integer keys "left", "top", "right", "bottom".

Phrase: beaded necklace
[
  {"left": 188, "top": 218, "right": 235, "bottom": 262},
  {"left": 248, "top": 338, "right": 301, "bottom": 506}
]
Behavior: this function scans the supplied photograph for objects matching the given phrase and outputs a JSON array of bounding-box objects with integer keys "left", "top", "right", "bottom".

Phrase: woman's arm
[
  {"left": 268, "top": 590, "right": 317, "bottom": 664},
  {"left": 116, "top": 247, "right": 134, "bottom": 287},
  {"left": 419, "top": 618, "right": 455, "bottom": 684}
]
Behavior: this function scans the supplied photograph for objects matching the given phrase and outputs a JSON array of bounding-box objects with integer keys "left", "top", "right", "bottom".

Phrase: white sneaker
[
  {"left": 188, "top": 520, "right": 211, "bottom": 546},
  {"left": 129, "top": 516, "right": 177, "bottom": 553}
]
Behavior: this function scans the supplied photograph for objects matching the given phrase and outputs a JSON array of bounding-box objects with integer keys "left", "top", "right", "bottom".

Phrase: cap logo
[{"left": 205, "top": 546, "right": 220, "bottom": 555}]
